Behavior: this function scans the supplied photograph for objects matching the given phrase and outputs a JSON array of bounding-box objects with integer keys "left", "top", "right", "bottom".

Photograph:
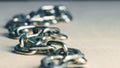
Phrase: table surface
[{"left": 0, "top": 1, "right": 120, "bottom": 68}]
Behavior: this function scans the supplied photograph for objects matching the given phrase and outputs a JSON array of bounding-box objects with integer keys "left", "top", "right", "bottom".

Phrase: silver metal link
[
  {"left": 39, "top": 42, "right": 87, "bottom": 68},
  {"left": 47, "top": 40, "right": 68, "bottom": 55},
  {"left": 16, "top": 25, "right": 36, "bottom": 36},
  {"left": 40, "top": 48, "right": 87, "bottom": 68},
  {"left": 40, "top": 55, "right": 68, "bottom": 68},
  {"left": 56, "top": 48, "right": 87, "bottom": 64}
]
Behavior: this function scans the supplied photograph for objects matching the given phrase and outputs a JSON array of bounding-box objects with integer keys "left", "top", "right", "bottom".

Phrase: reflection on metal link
[{"left": 16, "top": 25, "right": 35, "bottom": 36}]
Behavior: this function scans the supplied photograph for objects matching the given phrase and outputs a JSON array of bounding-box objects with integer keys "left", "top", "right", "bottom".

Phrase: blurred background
[{"left": 0, "top": 0, "right": 120, "bottom": 68}]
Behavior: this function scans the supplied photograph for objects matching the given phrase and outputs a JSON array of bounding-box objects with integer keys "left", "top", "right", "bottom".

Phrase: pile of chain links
[
  {"left": 5, "top": 5, "right": 87, "bottom": 68},
  {"left": 5, "top": 5, "right": 72, "bottom": 39}
]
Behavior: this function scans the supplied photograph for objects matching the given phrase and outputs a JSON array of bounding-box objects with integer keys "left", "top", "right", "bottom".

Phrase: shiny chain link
[{"left": 40, "top": 47, "right": 87, "bottom": 68}]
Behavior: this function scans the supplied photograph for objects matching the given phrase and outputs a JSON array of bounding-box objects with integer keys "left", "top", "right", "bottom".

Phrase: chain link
[{"left": 40, "top": 48, "right": 87, "bottom": 68}]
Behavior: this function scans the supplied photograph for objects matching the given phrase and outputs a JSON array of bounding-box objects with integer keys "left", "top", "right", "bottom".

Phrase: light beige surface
[{"left": 0, "top": 1, "right": 120, "bottom": 68}]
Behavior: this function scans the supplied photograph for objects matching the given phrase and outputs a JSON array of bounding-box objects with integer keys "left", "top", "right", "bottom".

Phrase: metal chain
[
  {"left": 14, "top": 26, "right": 87, "bottom": 67},
  {"left": 5, "top": 5, "right": 87, "bottom": 68},
  {"left": 14, "top": 26, "right": 68, "bottom": 55},
  {"left": 5, "top": 5, "right": 72, "bottom": 39},
  {"left": 40, "top": 48, "right": 87, "bottom": 68}
]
